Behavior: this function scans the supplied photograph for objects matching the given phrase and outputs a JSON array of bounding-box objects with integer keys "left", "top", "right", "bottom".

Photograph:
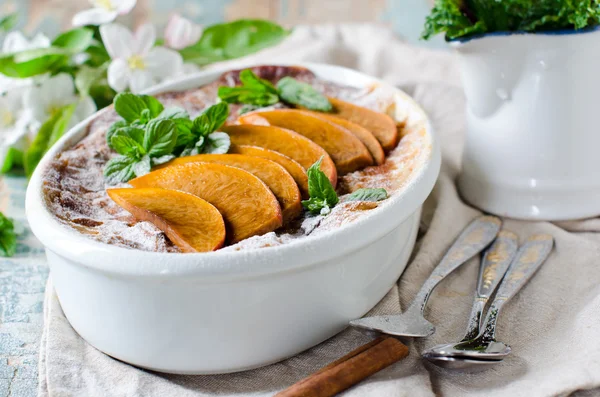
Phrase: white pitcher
[{"left": 452, "top": 28, "right": 600, "bottom": 221}]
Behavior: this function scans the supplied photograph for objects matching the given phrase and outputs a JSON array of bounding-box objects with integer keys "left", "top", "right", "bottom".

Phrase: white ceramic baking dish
[{"left": 26, "top": 63, "right": 440, "bottom": 374}]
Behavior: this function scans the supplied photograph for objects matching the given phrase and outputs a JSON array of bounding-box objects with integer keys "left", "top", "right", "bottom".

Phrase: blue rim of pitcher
[{"left": 448, "top": 24, "right": 600, "bottom": 44}]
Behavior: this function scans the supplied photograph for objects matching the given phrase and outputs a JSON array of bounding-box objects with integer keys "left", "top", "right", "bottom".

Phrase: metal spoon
[
  {"left": 423, "top": 234, "right": 554, "bottom": 364},
  {"left": 350, "top": 215, "right": 502, "bottom": 337}
]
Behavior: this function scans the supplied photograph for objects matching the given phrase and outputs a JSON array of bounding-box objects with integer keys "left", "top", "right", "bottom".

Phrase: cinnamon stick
[{"left": 276, "top": 336, "right": 409, "bottom": 397}]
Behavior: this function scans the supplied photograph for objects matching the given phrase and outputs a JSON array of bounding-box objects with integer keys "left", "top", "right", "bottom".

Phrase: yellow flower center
[
  {"left": 95, "top": 0, "right": 115, "bottom": 11},
  {"left": 0, "top": 110, "right": 14, "bottom": 127},
  {"left": 128, "top": 55, "right": 146, "bottom": 70}
]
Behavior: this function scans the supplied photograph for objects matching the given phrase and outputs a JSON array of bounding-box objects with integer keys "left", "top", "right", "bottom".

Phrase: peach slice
[
  {"left": 305, "top": 111, "right": 385, "bottom": 165},
  {"left": 130, "top": 163, "right": 282, "bottom": 243},
  {"left": 160, "top": 154, "right": 302, "bottom": 223},
  {"left": 327, "top": 97, "right": 399, "bottom": 152},
  {"left": 229, "top": 144, "right": 309, "bottom": 199},
  {"left": 107, "top": 188, "right": 225, "bottom": 253},
  {"left": 239, "top": 110, "right": 373, "bottom": 175},
  {"left": 220, "top": 124, "right": 337, "bottom": 186}
]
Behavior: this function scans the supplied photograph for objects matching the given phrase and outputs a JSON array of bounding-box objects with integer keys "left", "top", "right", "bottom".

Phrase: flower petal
[
  {"left": 72, "top": 96, "right": 97, "bottom": 127},
  {"left": 133, "top": 23, "right": 156, "bottom": 55},
  {"left": 115, "top": 0, "right": 137, "bottom": 15},
  {"left": 129, "top": 70, "right": 154, "bottom": 93},
  {"left": 2, "top": 31, "right": 29, "bottom": 53},
  {"left": 107, "top": 58, "right": 130, "bottom": 92},
  {"left": 29, "top": 33, "right": 51, "bottom": 49},
  {"left": 72, "top": 8, "right": 118, "bottom": 27},
  {"left": 100, "top": 23, "right": 134, "bottom": 59},
  {"left": 164, "top": 14, "right": 202, "bottom": 50},
  {"left": 43, "top": 73, "right": 77, "bottom": 107},
  {"left": 144, "top": 47, "right": 183, "bottom": 80}
]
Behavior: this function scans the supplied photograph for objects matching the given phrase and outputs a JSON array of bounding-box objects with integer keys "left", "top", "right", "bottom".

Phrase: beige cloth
[{"left": 39, "top": 24, "right": 600, "bottom": 396}]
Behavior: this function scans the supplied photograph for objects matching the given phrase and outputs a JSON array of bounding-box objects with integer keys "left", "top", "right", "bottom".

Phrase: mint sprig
[
  {"left": 106, "top": 92, "right": 190, "bottom": 150},
  {"left": 302, "top": 157, "right": 339, "bottom": 215},
  {"left": 104, "top": 119, "right": 177, "bottom": 184},
  {"left": 180, "top": 102, "right": 231, "bottom": 156},
  {"left": 217, "top": 69, "right": 332, "bottom": 112},
  {"left": 0, "top": 212, "right": 17, "bottom": 257}
]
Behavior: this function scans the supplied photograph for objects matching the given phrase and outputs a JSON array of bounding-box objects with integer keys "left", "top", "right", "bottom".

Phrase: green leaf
[
  {"left": 218, "top": 70, "right": 281, "bottom": 106},
  {"left": 75, "top": 63, "right": 108, "bottom": 96},
  {"left": 203, "top": 132, "right": 230, "bottom": 154},
  {"left": 52, "top": 28, "right": 94, "bottom": 53},
  {"left": 103, "top": 155, "right": 137, "bottom": 184},
  {"left": 48, "top": 104, "right": 76, "bottom": 147},
  {"left": 192, "top": 102, "right": 229, "bottom": 136},
  {"left": 277, "top": 77, "right": 332, "bottom": 112},
  {"left": 218, "top": 86, "right": 279, "bottom": 106},
  {"left": 345, "top": 188, "right": 388, "bottom": 202},
  {"left": 173, "top": 118, "right": 195, "bottom": 147},
  {"left": 0, "top": 212, "right": 17, "bottom": 257},
  {"left": 301, "top": 157, "right": 339, "bottom": 215},
  {"left": 113, "top": 93, "right": 164, "bottom": 123},
  {"left": 240, "top": 69, "right": 278, "bottom": 94},
  {"left": 0, "top": 47, "right": 69, "bottom": 78},
  {"left": 1, "top": 147, "right": 24, "bottom": 174},
  {"left": 143, "top": 119, "right": 177, "bottom": 157},
  {"left": 24, "top": 104, "right": 76, "bottom": 177},
  {"left": 111, "top": 132, "right": 146, "bottom": 159},
  {"left": 180, "top": 19, "right": 289, "bottom": 65},
  {"left": 105, "top": 120, "right": 128, "bottom": 149},
  {"left": 158, "top": 107, "right": 189, "bottom": 119},
  {"left": 133, "top": 155, "right": 152, "bottom": 177},
  {"left": 422, "top": 0, "right": 600, "bottom": 40},
  {"left": 0, "top": 13, "right": 18, "bottom": 32}
]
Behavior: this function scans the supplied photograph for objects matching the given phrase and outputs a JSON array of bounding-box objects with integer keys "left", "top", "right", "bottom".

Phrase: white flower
[
  {"left": 24, "top": 73, "right": 97, "bottom": 130},
  {"left": 0, "top": 89, "right": 32, "bottom": 165},
  {"left": 100, "top": 23, "right": 183, "bottom": 93},
  {"left": 164, "top": 14, "right": 202, "bottom": 50},
  {"left": 72, "top": 0, "right": 137, "bottom": 27},
  {"left": 2, "top": 31, "right": 50, "bottom": 53},
  {"left": 0, "top": 31, "right": 51, "bottom": 94}
]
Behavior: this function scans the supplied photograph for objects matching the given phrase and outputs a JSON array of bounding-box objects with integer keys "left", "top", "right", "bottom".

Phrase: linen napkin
[{"left": 38, "top": 24, "right": 600, "bottom": 396}]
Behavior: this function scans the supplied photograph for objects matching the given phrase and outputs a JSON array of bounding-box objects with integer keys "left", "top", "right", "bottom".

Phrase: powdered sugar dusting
[{"left": 42, "top": 67, "right": 431, "bottom": 253}]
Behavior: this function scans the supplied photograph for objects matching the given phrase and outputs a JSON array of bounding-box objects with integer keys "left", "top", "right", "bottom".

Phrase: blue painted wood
[{"left": 0, "top": 176, "right": 47, "bottom": 397}]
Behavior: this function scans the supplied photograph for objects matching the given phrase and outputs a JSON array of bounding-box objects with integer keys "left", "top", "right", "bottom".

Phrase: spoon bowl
[
  {"left": 422, "top": 354, "right": 503, "bottom": 370},
  {"left": 423, "top": 340, "right": 512, "bottom": 360}
]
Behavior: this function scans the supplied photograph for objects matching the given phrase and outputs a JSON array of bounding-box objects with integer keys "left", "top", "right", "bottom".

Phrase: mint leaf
[
  {"left": 218, "top": 70, "right": 280, "bottom": 106},
  {"left": 104, "top": 155, "right": 136, "bottom": 184},
  {"left": 105, "top": 120, "right": 128, "bottom": 149},
  {"left": 111, "top": 132, "right": 145, "bottom": 159},
  {"left": 133, "top": 155, "right": 152, "bottom": 177},
  {"left": 113, "top": 93, "right": 164, "bottom": 123},
  {"left": 345, "top": 188, "right": 388, "bottom": 202},
  {"left": 143, "top": 119, "right": 177, "bottom": 157},
  {"left": 158, "top": 107, "right": 188, "bottom": 119},
  {"left": 52, "top": 28, "right": 94, "bottom": 53},
  {"left": 302, "top": 157, "right": 339, "bottom": 215},
  {"left": 218, "top": 86, "right": 279, "bottom": 106},
  {"left": 0, "top": 212, "right": 16, "bottom": 257},
  {"left": 192, "top": 102, "right": 229, "bottom": 136},
  {"left": 240, "top": 69, "right": 278, "bottom": 94},
  {"left": 277, "top": 77, "right": 332, "bottom": 112},
  {"left": 179, "top": 20, "right": 289, "bottom": 65},
  {"left": 203, "top": 132, "right": 230, "bottom": 154}
]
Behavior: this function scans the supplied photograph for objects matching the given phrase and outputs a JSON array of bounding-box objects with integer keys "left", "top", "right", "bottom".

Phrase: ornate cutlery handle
[
  {"left": 481, "top": 234, "right": 554, "bottom": 341},
  {"left": 462, "top": 230, "right": 518, "bottom": 341},
  {"left": 408, "top": 215, "right": 501, "bottom": 314}
]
